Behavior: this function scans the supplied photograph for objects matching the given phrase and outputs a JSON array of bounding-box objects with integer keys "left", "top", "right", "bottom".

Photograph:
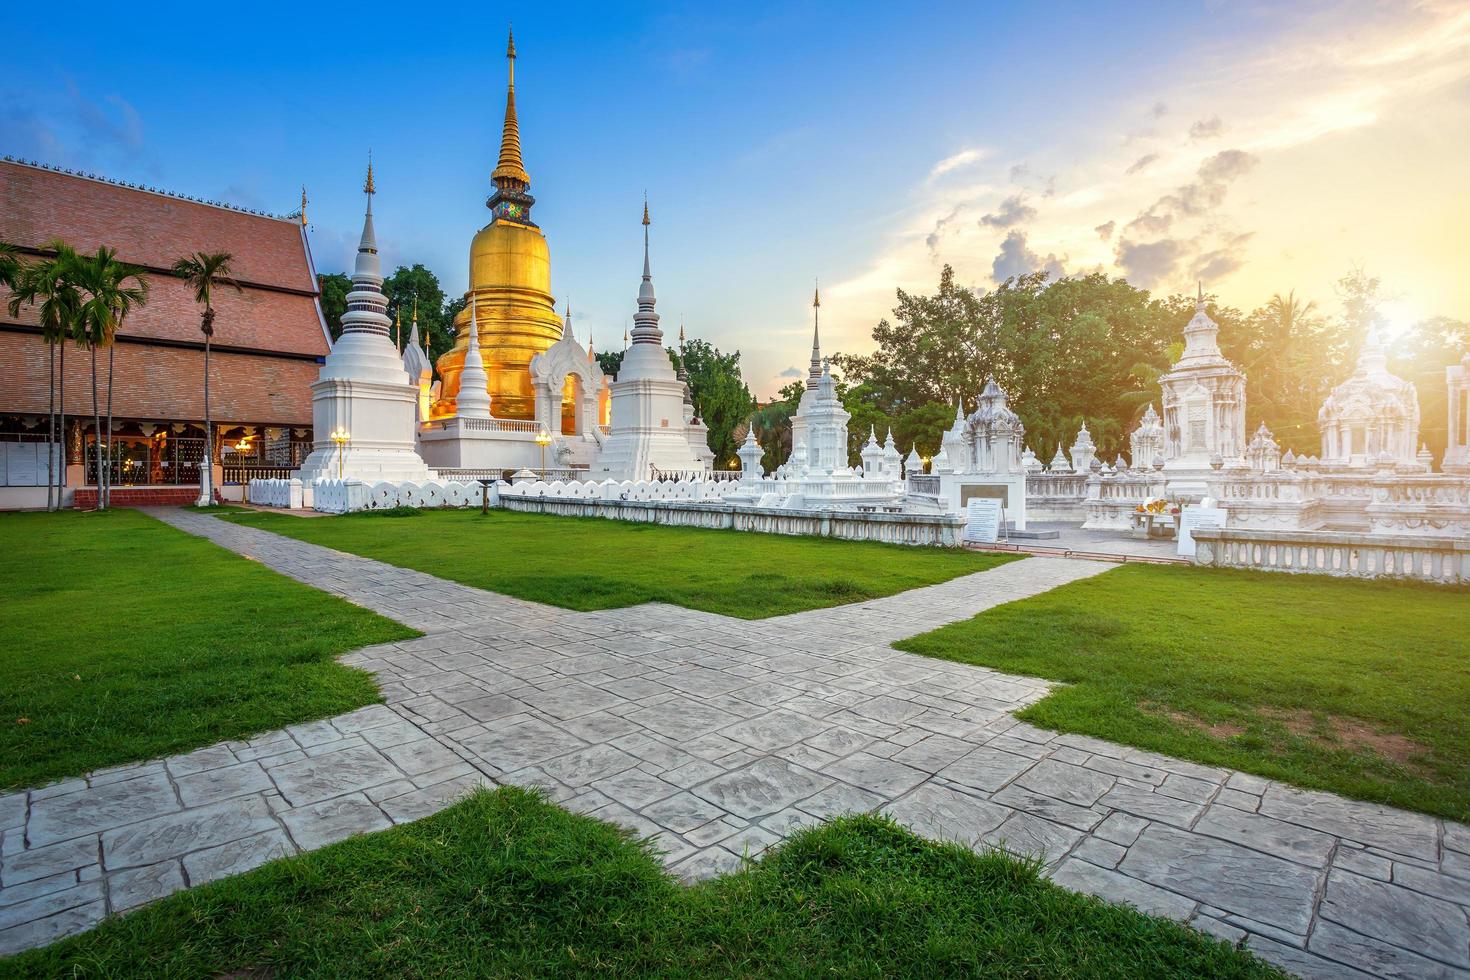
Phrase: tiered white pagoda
[
  {"left": 1317, "top": 332, "right": 1421, "bottom": 469},
  {"left": 592, "top": 203, "right": 713, "bottom": 481},
  {"left": 297, "top": 164, "right": 433, "bottom": 484}
]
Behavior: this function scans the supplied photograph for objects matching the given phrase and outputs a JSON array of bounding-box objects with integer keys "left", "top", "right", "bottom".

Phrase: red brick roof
[{"left": 0, "top": 160, "right": 328, "bottom": 357}]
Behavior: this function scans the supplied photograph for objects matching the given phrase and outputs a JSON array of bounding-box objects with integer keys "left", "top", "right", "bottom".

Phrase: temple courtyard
[{"left": 1, "top": 509, "right": 1467, "bottom": 977}]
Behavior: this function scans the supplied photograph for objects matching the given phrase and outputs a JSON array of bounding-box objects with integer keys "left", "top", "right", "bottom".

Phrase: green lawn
[
  {"left": 224, "top": 508, "right": 1018, "bottom": 618},
  {"left": 898, "top": 563, "right": 1470, "bottom": 822},
  {"left": 2, "top": 787, "right": 1279, "bottom": 978},
  {"left": 0, "top": 510, "right": 415, "bottom": 790}
]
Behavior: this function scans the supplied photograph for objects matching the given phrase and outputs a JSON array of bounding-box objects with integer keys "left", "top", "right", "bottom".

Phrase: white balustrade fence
[{"left": 1192, "top": 527, "right": 1470, "bottom": 584}]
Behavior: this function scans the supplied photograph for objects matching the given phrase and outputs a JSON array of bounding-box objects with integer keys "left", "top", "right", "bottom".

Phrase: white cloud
[{"left": 928, "top": 148, "right": 986, "bottom": 179}]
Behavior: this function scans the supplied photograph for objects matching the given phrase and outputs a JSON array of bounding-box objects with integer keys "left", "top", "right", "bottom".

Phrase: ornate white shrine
[
  {"left": 1160, "top": 287, "right": 1246, "bottom": 482},
  {"left": 1318, "top": 333, "right": 1421, "bottom": 469}
]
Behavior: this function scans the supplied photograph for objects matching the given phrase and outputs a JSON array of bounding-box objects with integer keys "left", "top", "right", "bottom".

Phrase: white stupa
[
  {"left": 298, "top": 162, "right": 432, "bottom": 484},
  {"left": 593, "top": 201, "right": 712, "bottom": 480}
]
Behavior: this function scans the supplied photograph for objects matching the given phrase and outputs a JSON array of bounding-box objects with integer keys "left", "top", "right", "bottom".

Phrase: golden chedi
[{"left": 432, "top": 30, "right": 565, "bottom": 421}]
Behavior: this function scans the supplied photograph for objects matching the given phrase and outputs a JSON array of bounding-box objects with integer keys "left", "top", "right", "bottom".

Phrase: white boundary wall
[{"left": 248, "top": 476, "right": 964, "bottom": 547}]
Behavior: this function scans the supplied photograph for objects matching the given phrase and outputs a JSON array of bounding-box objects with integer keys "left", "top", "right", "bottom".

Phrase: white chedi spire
[
  {"left": 340, "top": 157, "right": 391, "bottom": 339},
  {"left": 630, "top": 198, "right": 662, "bottom": 346},
  {"left": 806, "top": 284, "right": 823, "bottom": 390},
  {"left": 455, "top": 293, "right": 492, "bottom": 418}
]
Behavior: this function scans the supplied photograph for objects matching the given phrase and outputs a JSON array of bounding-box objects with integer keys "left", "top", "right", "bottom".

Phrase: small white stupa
[
  {"left": 1129, "top": 404, "right": 1164, "bottom": 469},
  {"left": 298, "top": 161, "right": 431, "bottom": 484},
  {"left": 594, "top": 201, "right": 712, "bottom": 481}
]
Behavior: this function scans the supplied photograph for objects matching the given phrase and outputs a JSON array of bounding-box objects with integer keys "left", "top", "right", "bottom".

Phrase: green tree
[
  {"left": 595, "top": 349, "right": 625, "bottom": 378},
  {"left": 171, "top": 253, "right": 240, "bottom": 506},
  {"left": 843, "top": 381, "right": 893, "bottom": 465},
  {"left": 0, "top": 241, "right": 18, "bottom": 290},
  {"left": 317, "top": 272, "right": 351, "bottom": 340},
  {"left": 7, "top": 241, "right": 83, "bottom": 511},
  {"left": 383, "top": 264, "right": 449, "bottom": 354},
  {"left": 76, "top": 247, "right": 149, "bottom": 508},
  {"left": 674, "top": 339, "right": 755, "bottom": 466},
  {"left": 438, "top": 297, "right": 467, "bottom": 363},
  {"left": 836, "top": 266, "right": 1186, "bottom": 462},
  {"left": 751, "top": 380, "right": 804, "bottom": 472},
  {"left": 1216, "top": 291, "right": 1349, "bottom": 454}
]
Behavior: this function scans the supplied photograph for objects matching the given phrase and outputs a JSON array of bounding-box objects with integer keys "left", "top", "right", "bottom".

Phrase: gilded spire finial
[
  {"left": 364, "top": 151, "right": 375, "bottom": 196},
  {"left": 412, "top": 296, "right": 418, "bottom": 322},
  {"left": 813, "top": 279, "right": 820, "bottom": 308},
  {"left": 642, "top": 195, "right": 650, "bottom": 226},
  {"left": 300, "top": 185, "right": 308, "bottom": 226},
  {"left": 491, "top": 27, "right": 531, "bottom": 191}
]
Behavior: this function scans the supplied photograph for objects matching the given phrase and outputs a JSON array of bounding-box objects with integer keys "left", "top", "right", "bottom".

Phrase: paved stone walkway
[{"left": 2, "top": 511, "right": 1467, "bottom": 978}]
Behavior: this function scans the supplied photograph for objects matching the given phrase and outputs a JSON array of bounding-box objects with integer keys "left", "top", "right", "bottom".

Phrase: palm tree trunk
[
  {"left": 45, "top": 341, "right": 55, "bottom": 511},
  {"left": 105, "top": 342, "right": 115, "bottom": 509},
  {"left": 202, "top": 328, "right": 212, "bottom": 505},
  {"left": 91, "top": 344, "right": 101, "bottom": 509},
  {"left": 58, "top": 341, "right": 67, "bottom": 509}
]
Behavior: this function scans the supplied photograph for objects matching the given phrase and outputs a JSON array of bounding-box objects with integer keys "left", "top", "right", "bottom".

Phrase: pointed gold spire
[
  {"left": 491, "top": 27, "right": 531, "bottom": 189},
  {"left": 300, "top": 185, "right": 308, "bottom": 226},
  {"left": 364, "top": 151, "right": 375, "bottom": 195},
  {"left": 642, "top": 197, "right": 650, "bottom": 226},
  {"left": 813, "top": 281, "right": 821, "bottom": 308}
]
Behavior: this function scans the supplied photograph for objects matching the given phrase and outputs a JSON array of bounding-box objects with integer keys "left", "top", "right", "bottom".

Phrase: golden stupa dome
[{"left": 430, "top": 29, "right": 566, "bottom": 423}]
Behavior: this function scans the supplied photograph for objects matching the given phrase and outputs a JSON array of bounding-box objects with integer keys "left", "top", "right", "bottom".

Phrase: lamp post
[
  {"left": 330, "top": 426, "right": 351, "bottom": 479},
  {"left": 535, "top": 428, "right": 552, "bottom": 475}
]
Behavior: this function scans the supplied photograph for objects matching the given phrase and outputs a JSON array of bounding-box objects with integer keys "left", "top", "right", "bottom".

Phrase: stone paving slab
[{"left": 1, "top": 508, "right": 1466, "bottom": 979}]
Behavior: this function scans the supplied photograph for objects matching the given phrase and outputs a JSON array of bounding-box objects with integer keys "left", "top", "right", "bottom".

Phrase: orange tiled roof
[{"left": 0, "top": 160, "right": 328, "bottom": 357}]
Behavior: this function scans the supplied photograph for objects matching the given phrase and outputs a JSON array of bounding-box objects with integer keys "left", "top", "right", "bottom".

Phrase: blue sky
[{"left": 5, "top": 1, "right": 1468, "bottom": 395}]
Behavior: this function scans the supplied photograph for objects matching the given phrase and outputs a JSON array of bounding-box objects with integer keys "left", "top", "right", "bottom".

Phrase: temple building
[
  {"left": 0, "top": 158, "right": 330, "bottom": 509},
  {"left": 1317, "top": 331, "right": 1421, "bottom": 469}
]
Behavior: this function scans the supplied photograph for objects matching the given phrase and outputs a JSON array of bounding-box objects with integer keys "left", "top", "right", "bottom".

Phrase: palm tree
[
  {"left": 7, "top": 241, "right": 83, "bottom": 511},
  {"left": 171, "top": 252, "right": 239, "bottom": 506},
  {"left": 76, "top": 247, "right": 149, "bottom": 508},
  {"left": 0, "top": 242, "right": 18, "bottom": 290}
]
